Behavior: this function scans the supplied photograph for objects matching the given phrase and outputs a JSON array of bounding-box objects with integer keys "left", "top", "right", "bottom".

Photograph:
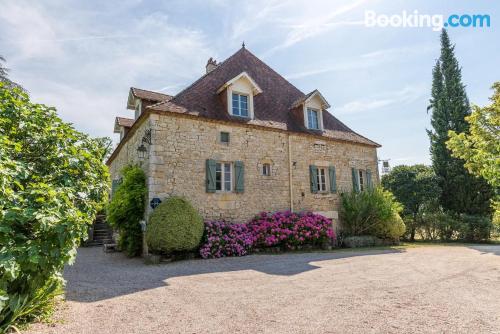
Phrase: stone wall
[{"left": 109, "top": 112, "right": 379, "bottom": 225}]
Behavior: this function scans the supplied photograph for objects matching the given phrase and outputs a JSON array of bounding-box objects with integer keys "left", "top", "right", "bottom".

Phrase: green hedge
[
  {"left": 107, "top": 165, "right": 147, "bottom": 257},
  {"left": 146, "top": 197, "right": 203, "bottom": 254}
]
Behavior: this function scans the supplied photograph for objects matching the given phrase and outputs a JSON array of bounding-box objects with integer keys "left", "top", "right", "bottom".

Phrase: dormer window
[
  {"left": 307, "top": 108, "right": 320, "bottom": 130},
  {"left": 217, "top": 71, "right": 262, "bottom": 120},
  {"left": 232, "top": 93, "right": 249, "bottom": 117}
]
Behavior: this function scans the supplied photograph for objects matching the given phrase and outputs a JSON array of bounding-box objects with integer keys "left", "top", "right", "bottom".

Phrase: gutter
[{"left": 288, "top": 134, "right": 294, "bottom": 212}]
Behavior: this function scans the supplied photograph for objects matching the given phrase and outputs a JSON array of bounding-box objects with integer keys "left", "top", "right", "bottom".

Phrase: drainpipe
[{"left": 288, "top": 134, "right": 294, "bottom": 212}]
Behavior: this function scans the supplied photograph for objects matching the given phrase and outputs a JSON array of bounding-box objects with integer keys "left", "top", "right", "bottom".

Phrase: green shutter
[
  {"left": 310, "top": 165, "right": 318, "bottom": 193},
  {"left": 329, "top": 166, "right": 337, "bottom": 193},
  {"left": 366, "top": 169, "right": 373, "bottom": 189},
  {"left": 111, "top": 178, "right": 122, "bottom": 198},
  {"left": 234, "top": 161, "right": 244, "bottom": 193},
  {"left": 206, "top": 159, "right": 216, "bottom": 193},
  {"left": 351, "top": 167, "right": 359, "bottom": 192}
]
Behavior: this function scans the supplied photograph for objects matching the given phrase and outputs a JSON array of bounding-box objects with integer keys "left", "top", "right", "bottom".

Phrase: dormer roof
[
  {"left": 291, "top": 89, "right": 331, "bottom": 109},
  {"left": 216, "top": 71, "right": 263, "bottom": 95},
  {"left": 127, "top": 87, "right": 172, "bottom": 109},
  {"left": 114, "top": 117, "right": 134, "bottom": 133}
]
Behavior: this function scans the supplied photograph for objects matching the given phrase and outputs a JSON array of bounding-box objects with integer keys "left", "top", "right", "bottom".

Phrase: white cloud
[
  {"left": 1, "top": 1, "right": 215, "bottom": 143},
  {"left": 335, "top": 85, "right": 427, "bottom": 115},
  {"left": 285, "top": 44, "right": 433, "bottom": 79}
]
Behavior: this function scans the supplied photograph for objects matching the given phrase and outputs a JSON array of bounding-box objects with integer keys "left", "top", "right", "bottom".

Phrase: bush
[
  {"left": 146, "top": 197, "right": 204, "bottom": 254},
  {"left": 0, "top": 84, "right": 109, "bottom": 331},
  {"left": 457, "top": 214, "right": 492, "bottom": 241},
  {"left": 339, "top": 187, "right": 405, "bottom": 240},
  {"left": 199, "top": 221, "right": 254, "bottom": 258},
  {"left": 247, "top": 211, "right": 335, "bottom": 249},
  {"left": 107, "top": 165, "right": 147, "bottom": 257},
  {"left": 372, "top": 213, "right": 406, "bottom": 240}
]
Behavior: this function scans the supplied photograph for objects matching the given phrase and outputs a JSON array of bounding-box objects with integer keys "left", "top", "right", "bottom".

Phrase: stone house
[{"left": 107, "top": 46, "right": 380, "bottom": 226}]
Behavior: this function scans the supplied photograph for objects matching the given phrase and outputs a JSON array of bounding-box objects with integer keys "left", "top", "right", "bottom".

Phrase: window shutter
[
  {"left": 351, "top": 167, "right": 359, "bottom": 192},
  {"left": 329, "top": 166, "right": 337, "bottom": 193},
  {"left": 234, "top": 161, "right": 244, "bottom": 193},
  {"left": 111, "top": 179, "right": 122, "bottom": 198},
  {"left": 366, "top": 169, "right": 373, "bottom": 189},
  {"left": 206, "top": 159, "right": 216, "bottom": 193},
  {"left": 309, "top": 165, "right": 318, "bottom": 193}
]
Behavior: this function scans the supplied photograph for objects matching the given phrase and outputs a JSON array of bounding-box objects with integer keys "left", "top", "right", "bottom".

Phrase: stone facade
[{"left": 109, "top": 111, "right": 379, "bottom": 226}]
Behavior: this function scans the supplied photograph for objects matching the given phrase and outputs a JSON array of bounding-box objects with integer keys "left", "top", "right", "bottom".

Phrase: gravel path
[{"left": 26, "top": 245, "right": 500, "bottom": 334}]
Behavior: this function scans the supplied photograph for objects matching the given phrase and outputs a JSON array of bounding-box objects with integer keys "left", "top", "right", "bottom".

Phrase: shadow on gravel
[
  {"left": 65, "top": 247, "right": 405, "bottom": 303},
  {"left": 467, "top": 245, "right": 500, "bottom": 256}
]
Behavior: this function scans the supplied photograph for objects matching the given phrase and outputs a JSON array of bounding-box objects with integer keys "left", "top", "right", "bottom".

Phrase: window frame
[
  {"left": 306, "top": 107, "right": 320, "bottom": 130},
  {"left": 215, "top": 162, "right": 233, "bottom": 192},
  {"left": 231, "top": 92, "right": 249, "bottom": 118},
  {"left": 316, "top": 167, "right": 327, "bottom": 192},
  {"left": 358, "top": 169, "right": 365, "bottom": 192},
  {"left": 262, "top": 163, "right": 271, "bottom": 176},
  {"left": 220, "top": 131, "right": 230, "bottom": 144}
]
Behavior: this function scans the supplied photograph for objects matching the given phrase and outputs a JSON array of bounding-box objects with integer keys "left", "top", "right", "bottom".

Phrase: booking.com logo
[{"left": 365, "top": 10, "right": 491, "bottom": 31}]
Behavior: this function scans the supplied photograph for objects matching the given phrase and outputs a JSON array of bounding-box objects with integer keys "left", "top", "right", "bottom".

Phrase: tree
[
  {"left": 0, "top": 55, "right": 24, "bottom": 91},
  {"left": 427, "top": 29, "right": 492, "bottom": 216},
  {"left": 382, "top": 165, "right": 441, "bottom": 240},
  {"left": 447, "top": 82, "right": 500, "bottom": 222},
  {"left": 0, "top": 84, "right": 109, "bottom": 331}
]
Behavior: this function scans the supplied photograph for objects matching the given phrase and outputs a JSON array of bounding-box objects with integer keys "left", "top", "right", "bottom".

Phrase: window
[
  {"left": 358, "top": 170, "right": 365, "bottom": 191},
  {"left": 317, "top": 168, "right": 327, "bottom": 192},
  {"left": 215, "top": 162, "right": 232, "bottom": 192},
  {"left": 262, "top": 163, "right": 271, "bottom": 176},
  {"left": 220, "top": 131, "right": 230, "bottom": 144},
  {"left": 307, "top": 108, "right": 319, "bottom": 129},
  {"left": 232, "top": 93, "right": 249, "bottom": 117}
]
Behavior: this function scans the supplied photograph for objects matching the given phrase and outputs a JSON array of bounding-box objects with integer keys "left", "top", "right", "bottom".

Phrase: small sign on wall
[{"left": 150, "top": 197, "right": 162, "bottom": 209}]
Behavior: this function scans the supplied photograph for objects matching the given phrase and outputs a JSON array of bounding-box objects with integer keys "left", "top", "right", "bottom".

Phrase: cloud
[
  {"left": 285, "top": 45, "right": 433, "bottom": 79},
  {"left": 335, "top": 85, "right": 427, "bottom": 115},
  {"left": 0, "top": 1, "right": 215, "bottom": 143}
]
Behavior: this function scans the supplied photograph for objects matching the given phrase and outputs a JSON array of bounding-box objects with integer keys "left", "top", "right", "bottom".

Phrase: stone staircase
[{"left": 85, "top": 215, "right": 114, "bottom": 247}]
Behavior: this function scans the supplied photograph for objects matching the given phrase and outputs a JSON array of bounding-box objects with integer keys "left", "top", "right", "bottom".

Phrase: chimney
[{"left": 206, "top": 57, "right": 218, "bottom": 73}]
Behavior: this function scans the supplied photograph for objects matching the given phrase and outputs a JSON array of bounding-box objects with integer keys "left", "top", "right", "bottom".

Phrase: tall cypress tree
[{"left": 427, "top": 29, "right": 492, "bottom": 215}]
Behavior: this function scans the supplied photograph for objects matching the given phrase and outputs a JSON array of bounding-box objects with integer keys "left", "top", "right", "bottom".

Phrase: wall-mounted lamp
[{"left": 137, "top": 143, "right": 147, "bottom": 160}]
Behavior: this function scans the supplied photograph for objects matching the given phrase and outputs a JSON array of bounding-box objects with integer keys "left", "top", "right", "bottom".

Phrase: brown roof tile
[
  {"left": 116, "top": 117, "right": 134, "bottom": 128},
  {"left": 131, "top": 87, "right": 172, "bottom": 103}
]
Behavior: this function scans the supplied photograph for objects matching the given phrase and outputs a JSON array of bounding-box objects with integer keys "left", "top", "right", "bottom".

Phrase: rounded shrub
[{"left": 146, "top": 196, "right": 204, "bottom": 254}]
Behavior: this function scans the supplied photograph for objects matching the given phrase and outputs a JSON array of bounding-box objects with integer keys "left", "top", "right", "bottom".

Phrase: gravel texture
[{"left": 27, "top": 245, "right": 500, "bottom": 334}]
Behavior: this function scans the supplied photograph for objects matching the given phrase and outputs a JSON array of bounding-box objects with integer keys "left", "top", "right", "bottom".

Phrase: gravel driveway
[{"left": 27, "top": 245, "right": 500, "bottom": 334}]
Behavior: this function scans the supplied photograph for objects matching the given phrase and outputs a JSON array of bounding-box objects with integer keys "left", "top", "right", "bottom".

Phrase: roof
[
  {"left": 148, "top": 47, "right": 380, "bottom": 147},
  {"left": 291, "top": 89, "right": 331, "bottom": 109},
  {"left": 114, "top": 117, "right": 134, "bottom": 133},
  {"left": 127, "top": 87, "right": 172, "bottom": 109},
  {"left": 116, "top": 117, "right": 134, "bottom": 128}
]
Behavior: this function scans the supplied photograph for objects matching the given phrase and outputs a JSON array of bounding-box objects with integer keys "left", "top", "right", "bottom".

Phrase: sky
[{"left": 1, "top": 0, "right": 499, "bottom": 167}]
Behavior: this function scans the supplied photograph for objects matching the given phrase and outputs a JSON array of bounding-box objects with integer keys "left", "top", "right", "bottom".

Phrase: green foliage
[
  {"left": 382, "top": 164, "right": 440, "bottom": 240},
  {"left": 427, "top": 29, "right": 493, "bottom": 216},
  {"left": 339, "top": 187, "right": 405, "bottom": 240},
  {"left": 416, "top": 211, "right": 493, "bottom": 242},
  {"left": 447, "top": 82, "right": 500, "bottom": 221},
  {"left": 0, "top": 84, "right": 109, "bottom": 331},
  {"left": 457, "top": 214, "right": 492, "bottom": 242},
  {"left": 107, "top": 165, "right": 147, "bottom": 257},
  {"left": 146, "top": 197, "right": 203, "bottom": 254}
]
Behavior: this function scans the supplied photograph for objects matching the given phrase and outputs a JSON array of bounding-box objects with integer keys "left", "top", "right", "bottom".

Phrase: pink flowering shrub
[
  {"left": 247, "top": 211, "right": 335, "bottom": 249},
  {"left": 199, "top": 221, "right": 254, "bottom": 259},
  {"left": 199, "top": 211, "right": 336, "bottom": 258}
]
